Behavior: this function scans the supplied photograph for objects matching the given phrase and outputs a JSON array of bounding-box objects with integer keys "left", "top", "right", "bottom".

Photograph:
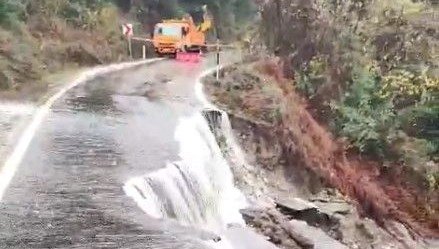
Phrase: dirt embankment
[
  {"left": 0, "top": 15, "right": 152, "bottom": 102},
  {"left": 203, "top": 61, "right": 438, "bottom": 248}
]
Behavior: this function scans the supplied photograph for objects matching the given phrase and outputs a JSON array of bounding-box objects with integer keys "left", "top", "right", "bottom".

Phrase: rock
[
  {"left": 309, "top": 188, "right": 344, "bottom": 203},
  {"left": 279, "top": 220, "right": 315, "bottom": 249},
  {"left": 240, "top": 207, "right": 268, "bottom": 223},
  {"left": 240, "top": 207, "right": 307, "bottom": 249},
  {"left": 313, "top": 201, "right": 352, "bottom": 216},
  {"left": 354, "top": 221, "right": 376, "bottom": 240},
  {"left": 289, "top": 220, "right": 349, "bottom": 249},
  {"left": 275, "top": 197, "right": 318, "bottom": 213},
  {"left": 212, "top": 236, "right": 222, "bottom": 242},
  {"left": 385, "top": 221, "right": 429, "bottom": 249},
  {"left": 232, "top": 83, "right": 242, "bottom": 90},
  {"left": 224, "top": 225, "right": 281, "bottom": 249},
  {"left": 332, "top": 211, "right": 431, "bottom": 249},
  {"left": 0, "top": 71, "right": 12, "bottom": 89},
  {"left": 275, "top": 197, "right": 338, "bottom": 231}
]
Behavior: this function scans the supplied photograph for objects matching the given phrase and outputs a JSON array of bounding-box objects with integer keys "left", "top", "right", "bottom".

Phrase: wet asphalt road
[{"left": 0, "top": 57, "right": 226, "bottom": 249}]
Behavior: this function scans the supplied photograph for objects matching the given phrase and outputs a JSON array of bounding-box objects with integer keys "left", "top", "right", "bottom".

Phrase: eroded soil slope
[{"left": 204, "top": 61, "right": 438, "bottom": 242}]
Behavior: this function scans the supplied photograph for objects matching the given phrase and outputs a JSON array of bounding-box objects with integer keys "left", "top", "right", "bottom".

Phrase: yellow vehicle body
[{"left": 152, "top": 8, "right": 212, "bottom": 56}]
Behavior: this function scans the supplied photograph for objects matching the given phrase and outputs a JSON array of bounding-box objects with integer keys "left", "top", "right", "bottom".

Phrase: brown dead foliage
[
  {"left": 206, "top": 60, "right": 438, "bottom": 239},
  {"left": 254, "top": 59, "right": 285, "bottom": 83},
  {"left": 272, "top": 68, "right": 438, "bottom": 239}
]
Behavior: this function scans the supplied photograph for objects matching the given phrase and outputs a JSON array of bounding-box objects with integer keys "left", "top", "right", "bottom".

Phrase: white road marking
[
  {"left": 194, "top": 66, "right": 224, "bottom": 108},
  {"left": 0, "top": 58, "right": 162, "bottom": 201}
]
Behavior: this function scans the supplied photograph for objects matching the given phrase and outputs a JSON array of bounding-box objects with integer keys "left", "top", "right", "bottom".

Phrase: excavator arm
[{"left": 197, "top": 5, "right": 212, "bottom": 32}]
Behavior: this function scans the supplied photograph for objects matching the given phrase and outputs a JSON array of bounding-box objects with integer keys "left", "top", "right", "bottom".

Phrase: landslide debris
[{"left": 203, "top": 61, "right": 435, "bottom": 248}]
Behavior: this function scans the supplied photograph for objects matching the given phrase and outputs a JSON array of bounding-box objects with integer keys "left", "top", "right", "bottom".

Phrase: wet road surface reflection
[{"left": 0, "top": 58, "right": 222, "bottom": 249}]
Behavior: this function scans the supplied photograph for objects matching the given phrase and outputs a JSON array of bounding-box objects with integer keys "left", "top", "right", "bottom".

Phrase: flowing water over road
[{"left": 0, "top": 56, "right": 266, "bottom": 249}]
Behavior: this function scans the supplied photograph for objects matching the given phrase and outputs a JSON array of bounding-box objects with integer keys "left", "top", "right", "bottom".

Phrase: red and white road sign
[{"left": 122, "top": 23, "right": 133, "bottom": 37}]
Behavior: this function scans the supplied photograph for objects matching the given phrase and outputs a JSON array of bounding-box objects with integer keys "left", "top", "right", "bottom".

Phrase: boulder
[
  {"left": 275, "top": 197, "right": 318, "bottom": 213},
  {"left": 275, "top": 197, "right": 337, "bottom": 230},
  {"left": 240, "top": 207, "right": 310, "bottom": 249},
  {"left": 240, "top": 207, "right": 266, "bottom": 223},
  {"left": 289, "top": 220, "right": 349, "bottom": 249}
]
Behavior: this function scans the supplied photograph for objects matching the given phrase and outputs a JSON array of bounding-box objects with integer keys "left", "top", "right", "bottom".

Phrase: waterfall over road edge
[{"left": 124, "top": 110, "right": 247, "bottom": 231}]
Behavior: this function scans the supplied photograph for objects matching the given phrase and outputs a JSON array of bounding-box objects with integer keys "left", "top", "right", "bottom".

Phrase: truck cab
[
  {"left": 152, "top": 22, "right": 186, "bottom": 55},
  {"left": 152, "top": 13, "right": 210, "bottom": 57}
]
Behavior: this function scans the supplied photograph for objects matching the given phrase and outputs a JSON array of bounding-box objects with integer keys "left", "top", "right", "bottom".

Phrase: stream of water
[{"left": 124, "top": 109, "right": 247, "bottom": 248}]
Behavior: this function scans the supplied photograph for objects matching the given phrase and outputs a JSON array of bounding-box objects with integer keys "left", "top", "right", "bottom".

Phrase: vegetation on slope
[
  {"left": 259, "top": 0, "right": 438, "bottom": 192},
  {"left": 116, "top": 0, "right": 256, "bottom": 40},
  {"left": 0, "top": 0, "right": 255, "bottom": 95},
  {"left": 0, "top": 0, "right": 125, "bottom": 95}
]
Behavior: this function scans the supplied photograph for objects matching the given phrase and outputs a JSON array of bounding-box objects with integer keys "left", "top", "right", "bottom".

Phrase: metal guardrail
[
  {"left": 130, "top": 37, "right": 237, "bottom": 48},
  {"left": 129, "top": 37, "right": 236, "bottom": 75},
  {"left": 131, "top": 37, "right": 153, "bottom": 43}
]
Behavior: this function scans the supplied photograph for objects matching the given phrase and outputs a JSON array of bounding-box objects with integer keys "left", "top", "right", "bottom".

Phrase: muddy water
[{"left": 0, "top": 56, "right": 252, "bottom": 249}]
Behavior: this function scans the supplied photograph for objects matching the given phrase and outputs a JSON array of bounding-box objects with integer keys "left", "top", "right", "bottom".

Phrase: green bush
[
  {"left": 21, "top": 0, "right": 118, "bottom": 30},
  {"left": 296, "top": 56, "right": 328, "bottom": 98},
  {"left": 331, "top": 63, "right": 439, "bottom": 161},
  {"left": 399, "top": 103, "right": 439, "bottom": 159},
  {"left": 332, "top": 65, "right": 397, "bottom": 156},
  {"left": 0, "top": 0, "right": 21, "bottom": 28}
]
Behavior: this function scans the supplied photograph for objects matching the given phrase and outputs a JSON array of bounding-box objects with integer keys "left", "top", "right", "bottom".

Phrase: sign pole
[
  {"left": 128, "top": 37, "right": 133, "bottom": 59},
  {"left": 142, "top": 45, "right": 146, "bottom": 59},
  {"left": 122, "top": 23, "right": 133, "bottom": 59},
  {"left": 216, "top": 38, "right": 220, "bottom": 81}
]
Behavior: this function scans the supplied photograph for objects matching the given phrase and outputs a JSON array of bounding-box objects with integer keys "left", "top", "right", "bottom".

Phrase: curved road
[{"left": 0, "top": 57, "right": 230, "bottom": 249}]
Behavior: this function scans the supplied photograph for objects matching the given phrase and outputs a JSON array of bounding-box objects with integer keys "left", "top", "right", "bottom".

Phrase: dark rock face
[
  {"left": 66, "top": 44, "right": 103, "bottom": 66},
  {"left": 241, "top": 207, "right": 312, "bottom": 249},
  {"left": 202, "top": 109, "right": 223, "bottom": 133},
  {"left": 0, "top": 72, "right": 12, "bottom": 90},
  {"left": 275, "top": 197, "right": 344, "bottom": 240},
  {"left": 240, "top": 195, "right": 353, "bottom": 249},
  {"left": 240, "top": 191, "right": 431, "bottom": 249}
]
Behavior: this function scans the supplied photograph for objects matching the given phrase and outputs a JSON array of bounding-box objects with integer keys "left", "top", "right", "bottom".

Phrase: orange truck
[{"left": 152, "top": 5, "right": 212, "bottom": 59}]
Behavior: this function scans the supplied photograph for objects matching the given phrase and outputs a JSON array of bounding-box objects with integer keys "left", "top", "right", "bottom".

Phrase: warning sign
[{"left": 122, "top": 23, "right": 133, "bottom": 37}]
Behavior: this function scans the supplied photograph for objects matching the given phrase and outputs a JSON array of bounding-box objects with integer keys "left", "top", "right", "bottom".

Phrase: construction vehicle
[{"left": 152, "top": 5, "right": 212, "bottom": 61}]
